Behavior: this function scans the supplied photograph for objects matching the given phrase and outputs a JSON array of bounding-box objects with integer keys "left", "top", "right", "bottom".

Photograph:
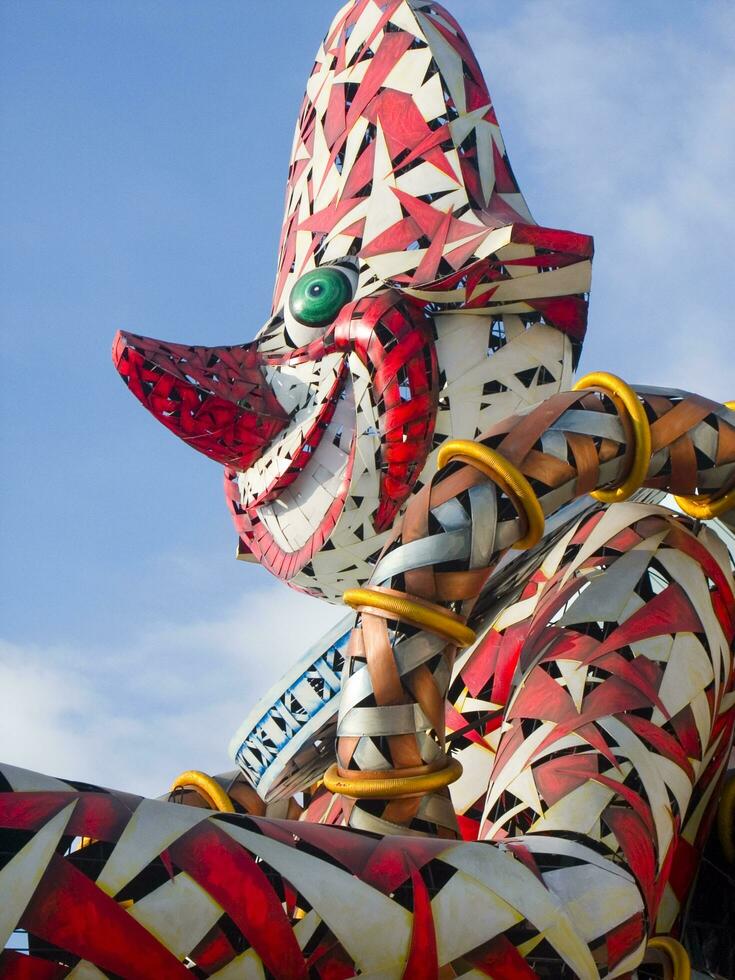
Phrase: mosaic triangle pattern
[{"left": 3, "top": 1, "right": 735, "bottom": 977}]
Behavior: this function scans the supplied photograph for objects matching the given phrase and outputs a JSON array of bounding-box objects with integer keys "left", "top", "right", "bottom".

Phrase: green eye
[{"left": 288, "top": 267, "right": 354, "bottom": 328}]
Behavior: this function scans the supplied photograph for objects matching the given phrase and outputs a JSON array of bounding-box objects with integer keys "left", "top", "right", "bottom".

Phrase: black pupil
[{"left": 308, "top": 284, "right": 323, "bottom": 296}]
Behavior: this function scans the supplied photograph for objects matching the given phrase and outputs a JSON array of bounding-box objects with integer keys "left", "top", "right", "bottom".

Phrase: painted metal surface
[{"left": 2, "top": 1, "right": 734, "bottom": 977}]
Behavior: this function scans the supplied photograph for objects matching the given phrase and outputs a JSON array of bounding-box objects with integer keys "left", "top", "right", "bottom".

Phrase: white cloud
[
  {"left": 0, "top": 585, "right": 343, "bottom": 798},
  {"left": 459, "top": 0, "right": 734, "bottom": 397}
]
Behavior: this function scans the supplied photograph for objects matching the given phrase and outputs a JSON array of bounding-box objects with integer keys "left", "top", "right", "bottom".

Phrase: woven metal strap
[{"left": 334, "top": 385, "right": 735, "bottom": 833}]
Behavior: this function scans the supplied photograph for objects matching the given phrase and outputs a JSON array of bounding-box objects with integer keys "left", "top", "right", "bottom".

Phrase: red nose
[{"left": 112, "top": 331, "right": 289, "bottom": 469}]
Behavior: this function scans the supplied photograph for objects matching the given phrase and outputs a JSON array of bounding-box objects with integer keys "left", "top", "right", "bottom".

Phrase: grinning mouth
[{"left": 231, "top": 357, "right": 357, "bottom": 578}]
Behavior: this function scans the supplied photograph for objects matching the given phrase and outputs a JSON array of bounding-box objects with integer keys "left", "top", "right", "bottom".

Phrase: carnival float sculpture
[{"left": 2, "top": 1, "right": 734, "bottom": 977}]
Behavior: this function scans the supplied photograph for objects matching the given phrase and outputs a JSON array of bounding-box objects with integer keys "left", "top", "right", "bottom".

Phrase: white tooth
[{"left": 250, "top": 377, "right": 356, "bottom": 553}]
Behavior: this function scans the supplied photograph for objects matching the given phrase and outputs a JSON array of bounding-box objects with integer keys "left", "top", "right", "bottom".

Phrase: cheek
[
  {"left": 341, "top": 302, "right": 440, "bottom": 533},
  {"left": 433, "top": 317, "right": 573, "bottom": 434}
]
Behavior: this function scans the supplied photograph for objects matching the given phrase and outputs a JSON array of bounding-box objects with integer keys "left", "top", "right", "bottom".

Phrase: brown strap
[
  {"left": 668, "top": 434, "right": 698, "bottom": 495},
  {"left": 566, "top": 433, "right": 600, "bottom": 496},
  {"left": 363, "top": 614, "right": 405, "bottom": 708},
  {"left": 650, "top": 396, "right": 713, "bottom": 452},
  {"left": 497, "top": 390, "right": 584, "bottom": 466}
]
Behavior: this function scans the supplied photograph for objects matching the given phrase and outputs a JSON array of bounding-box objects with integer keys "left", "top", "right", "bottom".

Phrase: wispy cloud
[
  {"left": 461, "top": 0, "right": 735, "bottom": 397},
  {"left": 0, "top": 585, "right": 342, "bottom": 797}
]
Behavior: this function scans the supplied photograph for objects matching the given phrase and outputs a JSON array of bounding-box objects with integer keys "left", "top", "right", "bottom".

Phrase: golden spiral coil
[
  {"left": 646, "top": 936, "right": 691, "bottom": 980},
  {"left": 343, "top": 587, "right": 476, "bottom": 648},
  {"left": 169, "top": 770, "right": 235, "bottom": 813},
  {"left": 437, "top": 439, "right": 545, "bottom": 550},
  {"left": 674, "top": 400, "right": 735, "bottom": 520},
  {"left": 572, "top": 371, "right": 652, "bottom": 504},
  {"left": 324, "top": 758, "right": 463, "bottom": 799}
]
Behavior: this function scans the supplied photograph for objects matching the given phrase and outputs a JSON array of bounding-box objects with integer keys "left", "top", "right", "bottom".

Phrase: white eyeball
[{"left": 282, "top": 260, "right": 359, "bottom": 348}]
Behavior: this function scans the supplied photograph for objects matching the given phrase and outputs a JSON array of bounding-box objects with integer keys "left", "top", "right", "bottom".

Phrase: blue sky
[{"left": 1, "top": 0, "right": 733, "bottom": 796}]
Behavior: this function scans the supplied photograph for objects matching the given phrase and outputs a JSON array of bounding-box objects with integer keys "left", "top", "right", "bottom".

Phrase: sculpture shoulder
[
  {"left": 463, "top": 498, "right": 735, "bottom": 690},
  {"left": 449, "top": 500, "right": 735, "bottom": 823},
  {"left": 448, "top": 500, "right": 735, "bottom": 852}
]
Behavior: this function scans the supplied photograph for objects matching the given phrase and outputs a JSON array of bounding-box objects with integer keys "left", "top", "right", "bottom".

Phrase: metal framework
[{"left": 2, "top": 1, "right": 734, "bottom": 977}]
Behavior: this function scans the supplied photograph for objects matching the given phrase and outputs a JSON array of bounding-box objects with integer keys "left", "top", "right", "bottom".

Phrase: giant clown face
[{"left": 114, "top": 0, "right": 593, "bottom": 602}]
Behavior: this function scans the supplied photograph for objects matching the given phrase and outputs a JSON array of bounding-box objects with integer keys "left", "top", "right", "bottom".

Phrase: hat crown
[{"left": 272, "top": 0, "right": 534, "bottom": 313}]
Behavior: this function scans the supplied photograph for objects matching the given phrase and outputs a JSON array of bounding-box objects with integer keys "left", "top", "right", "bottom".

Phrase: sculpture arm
[
  {"left": 0, "top": 764, "right": 647, "bottom": 978},
  {"left": 333, "top": 381, "right": 735, "bottom": 827},
  {"left": 322, "top": 380, "right": 735, "bottom": 973}
]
